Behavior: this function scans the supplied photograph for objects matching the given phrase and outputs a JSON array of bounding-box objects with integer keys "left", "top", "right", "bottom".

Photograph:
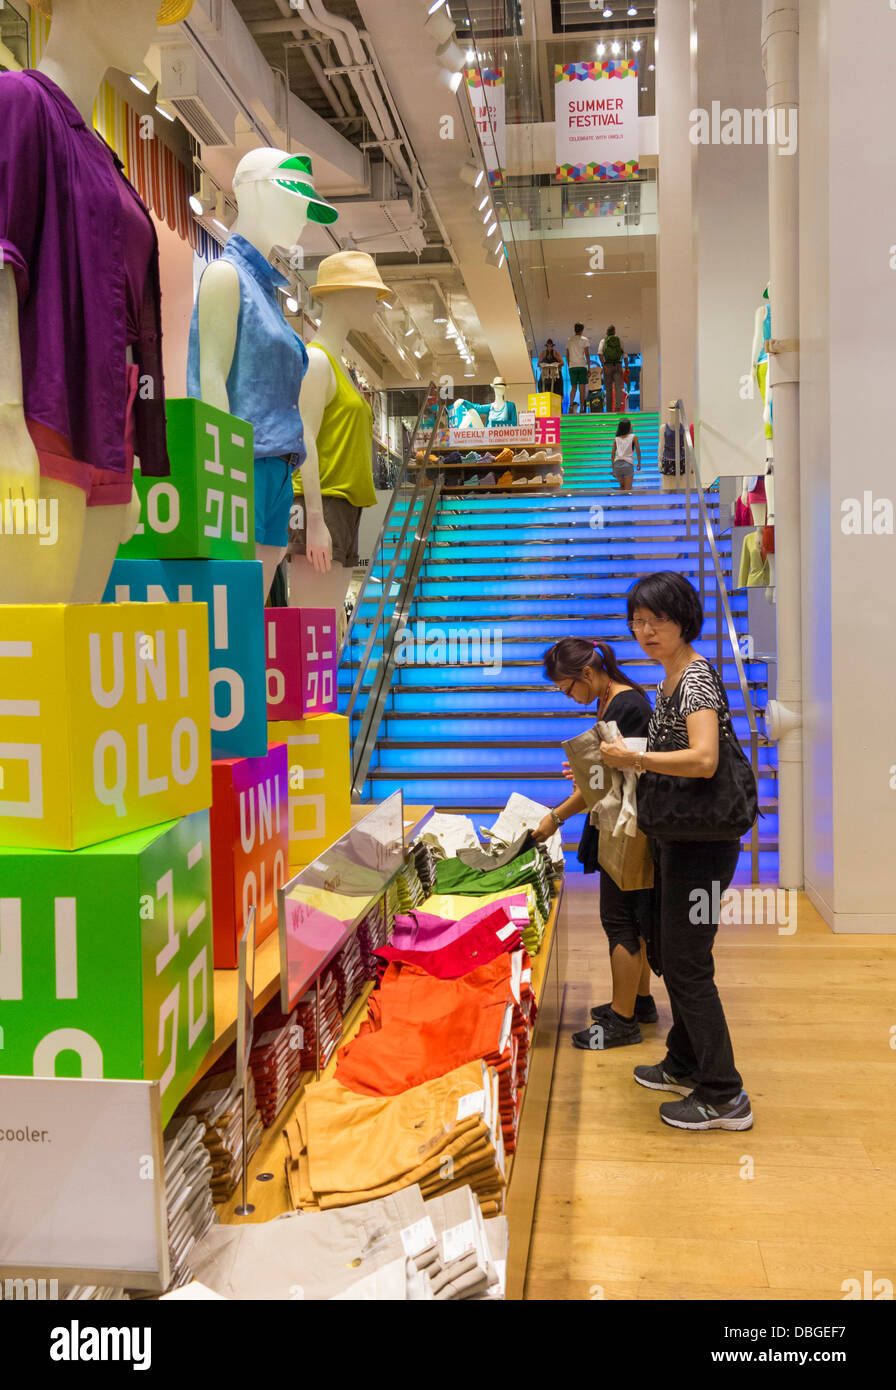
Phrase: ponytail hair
[{"left": 543, "top": 636, "right": 648, "bottom": 701}]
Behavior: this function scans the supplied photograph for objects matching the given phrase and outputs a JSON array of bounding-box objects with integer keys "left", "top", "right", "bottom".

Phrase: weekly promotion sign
[
  {"left": 466, "top": 68, "right": 505, "bottom": 183},
  {"left": 555, "top": 60, "right": 639, "bottom": 182}
]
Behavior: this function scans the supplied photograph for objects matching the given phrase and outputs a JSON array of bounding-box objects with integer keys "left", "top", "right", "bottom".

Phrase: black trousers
[{"left": 654, "top": 838, "right": 743, "bottom": 1103}]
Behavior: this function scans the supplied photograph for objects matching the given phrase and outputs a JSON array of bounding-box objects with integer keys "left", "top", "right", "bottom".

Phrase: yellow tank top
[{"left": 293, "top": 344, "right": 376, "bottom": 507}]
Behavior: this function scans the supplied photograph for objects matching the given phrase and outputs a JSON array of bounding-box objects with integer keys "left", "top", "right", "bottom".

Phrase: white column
[
  {"left": 640, "top": 284, "right": 658, "bottom": 415},
  {"left": 798, "top": 0, "right": 896, "bottom": 931},
  {"left": 692, "top": 0, "right": 770, "bottom": 484},
  {"left": 655, "top": 0, "right": 697, "bottom": 419}
]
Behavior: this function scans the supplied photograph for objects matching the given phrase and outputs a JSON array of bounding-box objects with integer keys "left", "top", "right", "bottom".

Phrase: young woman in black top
[{"left": 533, "top": 638, "right": 658, "bottom": 1050}]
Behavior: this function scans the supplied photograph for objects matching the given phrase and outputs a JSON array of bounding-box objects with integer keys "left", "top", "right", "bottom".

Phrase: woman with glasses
[
  {"left": 533, "top": 638, "right": 659, "bottom": 1050},
  {"left": 599, "top": 572, "right": 753, "bottom": 1131}
]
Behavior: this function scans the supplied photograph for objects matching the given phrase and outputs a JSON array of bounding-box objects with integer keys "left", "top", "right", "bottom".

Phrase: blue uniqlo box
[{"left": 104, "top": 559, "right": 267, "bottom": 760}]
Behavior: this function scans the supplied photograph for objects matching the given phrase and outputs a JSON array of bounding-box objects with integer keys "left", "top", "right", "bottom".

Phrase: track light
[
  {"left": 602, "top": 6, "right": 612, "bottom": 16},
  {"left": 129, "top": 75, "right": 152, "bottom": 95},
  {"left": 189, "top": 171, "right": 214, "bottom": 217},
  {"left": 628, "top": 4, "right": 637, "bottom": 13},
  {"left": 446, "top": 70, "right": 464, "bottom": 92},
  {"left": 425, "top": 5, "right": 455, "bottom": 45},
  {"left": 427, "top": 0, "right": 448, "bottom": 13},
  {"left": 478, "top": 194, "right": 490, "bottom": 211},
  {"left": 632, "top": 39, "right": 641, "bottom": 52},
  {"left": 486, "top": 220, "right": 498, "bottom": 237},
  {"left": 460, "top": 162, "right": 485, "bottom": 188},
  {"left": 437, "top": 37, "right": 465, "bottom": 71},
  {"left": 285, "top": 294, "right": 299, "bottom": 314}
]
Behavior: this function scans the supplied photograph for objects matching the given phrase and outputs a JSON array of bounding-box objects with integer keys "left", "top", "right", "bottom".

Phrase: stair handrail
[
  {"left": 349, "top": 471, "right": 443, "bottom": 798},
  {"left": 673, "top": 401, "right": 761, "bottom": 884},
  {"left": 340, "top": 383, "right": 441, "bottom": 661}
]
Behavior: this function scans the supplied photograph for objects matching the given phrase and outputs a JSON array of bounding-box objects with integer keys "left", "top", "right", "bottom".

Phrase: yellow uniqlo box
[
  {"left": 268, "top": 713, "right": 351, "bottom": 868},
  {"left": 0, "top": 604, "right": 212, "bottom": 850},
  {"left": 528, "top": 392, "right": 563, "bottom": 417}
]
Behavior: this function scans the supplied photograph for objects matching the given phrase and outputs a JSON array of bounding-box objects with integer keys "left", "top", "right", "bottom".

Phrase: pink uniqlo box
[
  {"left": 265, "top": 608, "right": 337, "bottom": 720},
  {"left": 535, "top": 417, "right": 562, "bottom": 448}
]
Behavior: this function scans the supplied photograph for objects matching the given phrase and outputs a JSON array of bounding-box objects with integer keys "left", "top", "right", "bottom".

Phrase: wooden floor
[{"left": 526, "top": 879, "right": 896, "bottom": 1301}]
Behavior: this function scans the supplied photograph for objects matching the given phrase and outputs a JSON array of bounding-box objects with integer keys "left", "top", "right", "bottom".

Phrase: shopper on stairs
[
  {"left": 533, "top": 638, "right": 659, "bottom": 1051},
  {"left": 599, "top": 573, "right": 753, "bottom": 1132},
  {"left": 611, "top": 418, "right": 641, "bottom": 492}
]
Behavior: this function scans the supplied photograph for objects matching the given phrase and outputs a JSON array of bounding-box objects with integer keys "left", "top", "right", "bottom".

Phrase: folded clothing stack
[
  {"left": 416, "top": 811, "right": 479, "bottom": 859},
  {"left": 186, "top": 1181, "right": 505, "bottom": 1300},
  {"left": 160, "top": 1115, "right": 217, "bottom": 1288},
  {"left": 409, "top": 835, "right": 440, "bottom": 894},
  {"left": 335, "top": 948, "right": 534, "bottom": 1155},
  {"left": 330, "top": 930, "right": 366, "bottom": 1016},
  {"left": 248, "top": 997, "right": 304, "bottom": 1127},
  {"left": 294, "top": 969, "right": 342, "bottom": 1072},
  {"left": 59, "top": 1286, "right": 131, "bottom": 1301},
  {"left": 384, "top": 900, "right": 524, "bottom": 977},
  {"left": 435, "top": 845, "right": 553, "bottom": 925},
  {"left": 395, "top": 855, "right": 426, "bottom": 911},
  {"left": 358, "top": 896, "right": 391, "bottom": 978},
  {"left": 285, "top": 1060, "right": 506, "bottom": 1216},
  {"left": 180, "top": 1068, "right": 264, "bottom": 1202},
  {"left": 424, "top": 887, "right": 546, "bottom": 957}
]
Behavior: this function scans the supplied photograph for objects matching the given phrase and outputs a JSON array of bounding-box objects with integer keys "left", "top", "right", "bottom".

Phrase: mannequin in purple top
[{"left": 0, "top": 0, "right": 190, "bottom": 604}]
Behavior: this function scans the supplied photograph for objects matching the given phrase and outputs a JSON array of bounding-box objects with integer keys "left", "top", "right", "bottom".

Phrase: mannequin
[
  {"left": 740, "top": 474, "right": 767, "bottom": 527},
  {"left": 0, "top": 0, "right": 190, "bottom": 604},
  {"left": 487, "top": 377, "right": 517, "bottom": 428},
  {"left": 660, "top": 401, "right": 686, "bottom": 492},
  {"left": 286, "top": 252, "right": 388, "bottom": 616},
  {"left": 188, "top": 147, "right": 338, "bottom": 600},
  {"left": 750, "top": 285, "right": 774, "bottom": 458}
]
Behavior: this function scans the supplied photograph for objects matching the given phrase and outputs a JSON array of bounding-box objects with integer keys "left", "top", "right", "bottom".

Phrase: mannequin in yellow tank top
[{"left": 287, "top": 252, "right": 391, "bottom": 615}]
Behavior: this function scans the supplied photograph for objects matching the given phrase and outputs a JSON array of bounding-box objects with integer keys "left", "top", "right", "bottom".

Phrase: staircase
[
  {"left": 342, "top": 422, "right": 778, "bottom": 884},
  {"left": 561, "top": 410, "right": 662, "bottom": 488}
]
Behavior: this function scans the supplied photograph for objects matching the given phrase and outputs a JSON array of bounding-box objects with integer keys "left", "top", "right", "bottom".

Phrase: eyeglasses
[
  {"left": 556, "top": 677, "right": 585, "bottom": 697},
  {"left": 629, "top": 616, "right": 671, "bottom": 633}
]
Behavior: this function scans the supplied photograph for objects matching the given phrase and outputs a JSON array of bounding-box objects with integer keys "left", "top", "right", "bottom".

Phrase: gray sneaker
[
  {"left": 659, "top": 1091, "right": 754, "bottom": 1131},
  {"left": 633, "top": 1062, "right": 697, "bottom": 1095}
]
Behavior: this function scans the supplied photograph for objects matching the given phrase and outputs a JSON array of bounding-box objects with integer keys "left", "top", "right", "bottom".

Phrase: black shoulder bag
[{"left": 636, "top": 664, "right": 759, "bottom": 842}]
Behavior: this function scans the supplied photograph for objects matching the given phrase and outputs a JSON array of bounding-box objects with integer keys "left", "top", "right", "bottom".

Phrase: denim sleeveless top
[{"left": 188, "top": 234, "right": 308, "bottom": 462}]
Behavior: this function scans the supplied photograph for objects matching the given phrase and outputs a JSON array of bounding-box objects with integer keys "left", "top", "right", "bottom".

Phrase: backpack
[{"left": 603, "top": 334, "right": 622, "bottom": 364}]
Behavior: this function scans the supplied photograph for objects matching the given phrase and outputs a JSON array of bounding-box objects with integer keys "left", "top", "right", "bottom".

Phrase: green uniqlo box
[
  {"left": 0, "top": 809, "right": 215, "bottom": 1126},
  {"left": 118, "top": 397, "right": 256, "bottom": 561}
]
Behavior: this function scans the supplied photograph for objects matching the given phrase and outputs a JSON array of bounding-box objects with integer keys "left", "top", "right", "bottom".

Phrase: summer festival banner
[
  {"left": 555, "top": 60, "right": 639, "bottom": 182},
  {"left": 466, "top": 68, "right": 506, "bottom": 188}
]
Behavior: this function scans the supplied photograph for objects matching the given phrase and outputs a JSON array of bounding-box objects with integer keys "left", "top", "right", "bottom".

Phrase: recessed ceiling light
[
  {"left": 628, "top": 5, "right": 638, "bottom": 15},
  {"left": 285, "top": 295, "right": 299, "bottom": 313},
  {"left": 155, "top": 104, "right": 175, "bottom": 121},
  {"left": 603, "top": 6, "right": 613, "bottom": 16},
  {"left": 649, "top": 63, "right": 655, "bottom": 71},
  {"left": 596, "top": 42, "right": 606, "bottom": 56},
  {"left": 611, "top": 41, "right": 621, "bottom": 55},
  {"left": 465, "top": 49, "right": 474, "bottom": 62},
  {"left": 632, "top": 39, "right": 641, "bottom": 52}
]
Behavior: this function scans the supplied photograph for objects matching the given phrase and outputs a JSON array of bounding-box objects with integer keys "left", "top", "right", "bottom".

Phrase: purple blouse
[{"left": 0, "top": 70, "right": 169, "bottom": 475}]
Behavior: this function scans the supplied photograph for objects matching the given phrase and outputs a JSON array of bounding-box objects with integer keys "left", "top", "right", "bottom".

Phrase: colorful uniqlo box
[
  {"left": 105, "top": 558, "right": 267, "bottom": 761},
  {"left": 265, "top": 608, "right": 337, "bottom": 721},
  {"left": 535, "top": 417, "right": 562, "bottom": 450},
  {"left": 117, "top": 398, "right": 255, "bottom": 562},
  {"left": 528, "top": 393, "right": 563, "bottom": 418},
  {"left": 0, "top": 809, "right": 214, "bottom": 1126},
  {"left": 209, "top": 743, "right": 289, "bottom": 968},
  {"left": 268, "top": 714, "right": 351, "bottom": 868},
  {"left": 0, "top": 603, "right": 211, "bottom": 851}
]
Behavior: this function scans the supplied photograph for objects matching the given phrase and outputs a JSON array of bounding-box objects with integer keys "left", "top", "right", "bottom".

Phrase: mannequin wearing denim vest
[{"left": 188, "top": 147, "right": 338, "bottom": 599}]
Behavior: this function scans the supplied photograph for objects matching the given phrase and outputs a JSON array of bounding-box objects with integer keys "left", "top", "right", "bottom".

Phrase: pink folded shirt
[
  {"left": 390, "top": 895, "right": 530, "bottom": 954},
  {"left": 377, "top": 906, "right": 523, "bottom": 979}
]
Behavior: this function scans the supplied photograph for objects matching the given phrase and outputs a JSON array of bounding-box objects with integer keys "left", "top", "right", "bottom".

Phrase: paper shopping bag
[{"left": 597, "top": 825, "right": 654, "bottom": 892}]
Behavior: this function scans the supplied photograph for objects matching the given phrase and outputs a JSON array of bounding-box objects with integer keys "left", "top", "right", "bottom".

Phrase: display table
[{"left": 215, "top": 866, "right": 567, "bottom": 1301}]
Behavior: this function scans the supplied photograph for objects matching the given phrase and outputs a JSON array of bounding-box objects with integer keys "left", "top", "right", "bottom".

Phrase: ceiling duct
[{"left": 159, "top": 44, "right": 238, "bottom": 147}]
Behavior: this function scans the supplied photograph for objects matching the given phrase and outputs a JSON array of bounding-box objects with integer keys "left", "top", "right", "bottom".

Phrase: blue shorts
[{"left": 254, "top": 457, "right": 295, "bottom": 547}]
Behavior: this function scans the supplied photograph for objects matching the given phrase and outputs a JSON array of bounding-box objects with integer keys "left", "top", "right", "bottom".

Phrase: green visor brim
[{"left": 272, "top": 177, "right": 339, "bottom": 224}]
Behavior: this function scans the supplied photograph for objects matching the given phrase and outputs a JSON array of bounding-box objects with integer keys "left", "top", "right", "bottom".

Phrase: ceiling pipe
[{"left": 297, "top": 34, "right": 354, "bottom": 122}]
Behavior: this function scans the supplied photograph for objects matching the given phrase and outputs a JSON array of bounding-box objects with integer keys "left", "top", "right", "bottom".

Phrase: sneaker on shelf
[
  {"left": 512, "top": 450, "right": 531, "bottom": 462},
  {"left": 659, "top": 1091, "right": 754, "bottom": 1131},
  {"left": 593, "top": 994, "right": 659, "bottom": 1025},
  {"left": 466, "top": 475, "right": 479, "bottom": 487},
  {"left": 528, "top": 449, "right": 548, "bottom": 464},
  {"left": 547, "top": 451, "right": 563, "bottom": 464},
  {"left": 494, "top": 447, "right": 515, "bottom": 465},
  {"left": 496, "top": 470, "right": 514, "bottom": 487},
  {"left": 479, "top": 471, "right": 496, "bottom": 487},
  {"left": 571, "top": 1012, "right": 643, "bottom": 1051},
  {"left": 462, "top": 451, "right": 482, "bottom": 463},
  {"left": 633, "top": 1063, "right": 697, "bottom": 1095},
  {"left": 443, "top": 451, "right": 463, "bottom": 464},
  {"left": 511, "top": 476, "right": 528, "bottom": 487},
  {"left": 546, "top": 472, "right": 563, "bottom": 488}
]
